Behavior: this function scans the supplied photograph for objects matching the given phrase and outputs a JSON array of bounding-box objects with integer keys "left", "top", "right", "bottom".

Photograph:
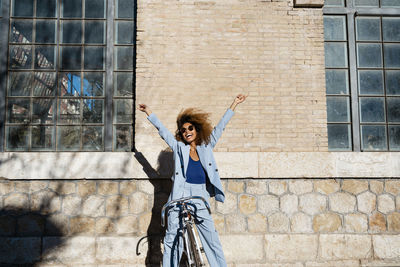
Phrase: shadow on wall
[{"left": 134, "top": 148, "right": 173, "bottom": 266}]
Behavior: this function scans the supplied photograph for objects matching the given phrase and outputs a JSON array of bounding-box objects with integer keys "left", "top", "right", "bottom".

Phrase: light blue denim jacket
[{"left": 147, "top": 108, "right": 235, "bottom": 203}]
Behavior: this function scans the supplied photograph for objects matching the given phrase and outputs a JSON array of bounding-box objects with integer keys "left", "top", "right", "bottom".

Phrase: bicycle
[{"left": 161, "top": 196, "right": 211, "bottom": 267}]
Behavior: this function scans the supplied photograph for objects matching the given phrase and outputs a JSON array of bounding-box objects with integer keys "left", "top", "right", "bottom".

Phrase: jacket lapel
[
  {"left": 197, "top": 145, "right": 208, "bottom": 171},
  {"left": 182, "top": 145, "right": 190, "bottom": 176}
]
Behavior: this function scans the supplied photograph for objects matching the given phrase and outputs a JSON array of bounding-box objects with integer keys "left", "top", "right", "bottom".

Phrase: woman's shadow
[{"left": 134, "top": 148, "right": 174, "bottom": 266}]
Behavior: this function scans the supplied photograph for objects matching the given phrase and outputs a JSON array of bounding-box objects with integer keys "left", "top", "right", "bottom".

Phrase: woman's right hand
[{"left": 138, "top": 104, "right": 152, "bottom": 116}]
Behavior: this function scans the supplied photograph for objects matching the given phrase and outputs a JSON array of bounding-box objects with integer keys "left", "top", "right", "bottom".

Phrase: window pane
[
  {"left": 11, "top": 20, "right": 33, "bottom": 43},
  {"left": 59, "top": 72, "right": 81, "bottom": 96},
  {"left": 361, "top": 125, "right": 387, "bottom": 151},
  {"left": 360, "top": 97, "right": 385, "bottom": 123},
  {"left": 83, "top": 126, "right": 103, "bottom": 151},
  {"left": 386, "top": 70, "right": 400, "bottom": 96},
  {"left": 62, "top": 21, "right": 82, "bottom": 43},
  {"left": 83, "top": 99, "right": 103, "bottom": 123},
  {"left": 12, "top": 0, "right": 34, "bottom": 17},
  {"left": 114, "top": 99, "right": 133, "bottom": 123},
  {"left": 327, "top": 124, "right": 351, "bottom": 150},
  {"left": 57, "top": 126, "right": 81, "bottom": 151},
  {"left": 8, "top": 72, "right": 33, "bottom": 96},
  {"left": 9, "top": 45, "right": 32, "bottom": 69},
  {"left": 35, "top": 46, "right": 56, "bottom": 69},
  {"left": 354, "top": 0, "right": 379, "bottom": 6},
  {"left": 326, "top": 70, "right": 349, "bottom": 95},
  {"left": 358, "top": 70, "right": 384, "bottom": 95},
  {"left": 357, "top": 43, "right": 382, "bottom": 68},
  {"left": 387, "top": 97, "right": 400, "bottom": 122},
  {"left": 85, "top": 21, "right": 105, "bottom": 44},
  {"left": 6, "top": 126, "right": 29, "bottom": 151},
  {"left": 384, "top": 44, "right": 400, "bottom": 68},
  {"left": 62, "top": 0, "right": 82, "bottom": 18},
  {"left": 32, "top": 126, "right": 54, "bottom": 150},
  {"left": 356, "top": 17, "right": 381, "bottom": 41},
  {"left": 382, "top": 0, "right": 400, "bottom": 6},
  {"left": 115, "top": 21, "right": 134, "bottom": 44},
  {"left": 37, "top": 0, "right": 57, "bottom": 17},
  {"left": 324, "top": 42, "right": 348, "bottom": 68},
  {"left": 84, "top": 47, "right": 105, "bottom": 70},
  {"left": 33, "top": 72, "right": 56, "bottom": 96},
  {"left": 115, "top": 47, "right": 134, "bottom": 70},
  {"left": 116, "top": 0, "right": 135, "bottom": 19},
  {"left": 389, "top": 126, "right": 400, "bottom": 151},
  {"left": 85, "top": 0, "right": 105, "bottom": 18},
  {"left": 7, "top": 98, "right": 30, "bottom": 123},
  {"left": 327, "top": 96, "right": 350, "bottom": 122},
  {"left": 114, "top": 72, "right": 133, "bottom": 96},
  {"left": 382, "top": 18, "right": 400, "bottom": 41},
  {"left": 61, "top": 46, "right": 82, "bottom": 70},
  {"left": 324, "top": 0, "right": 345, "bottom": 6},
  {"left": 36, "top": 20, "right": 56, "bottom": 43},
  {"left": 58, "top": 99, "right": 81, "bottom": 124},
  {"left": 114, "top": 125, "right": 133, "bottom": 151},
  {"left": 83, "top": 72, "right": 104, "bottom": 96},
  {"left": 32, "top": 98, "right": 54, "bottom": 124}
]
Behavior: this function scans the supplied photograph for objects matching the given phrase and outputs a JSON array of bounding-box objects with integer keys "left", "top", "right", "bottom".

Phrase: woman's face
[{"left": 180, "top": 122, "right": 197, "bottom": 144}]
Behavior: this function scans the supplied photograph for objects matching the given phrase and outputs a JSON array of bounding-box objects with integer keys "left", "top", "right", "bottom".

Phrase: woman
[{"left": 138, "top": 94, "right": 246, "bottom": 267}]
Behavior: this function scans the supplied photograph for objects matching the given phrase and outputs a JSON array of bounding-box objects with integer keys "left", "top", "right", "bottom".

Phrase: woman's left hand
[{"left": 234, "top": 94, "right": 247, "bottom": 104}]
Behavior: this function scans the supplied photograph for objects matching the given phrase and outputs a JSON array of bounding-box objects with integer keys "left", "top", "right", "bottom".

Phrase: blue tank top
[{"left": 186, "top": 157, "right": 206, "bottom": 184}]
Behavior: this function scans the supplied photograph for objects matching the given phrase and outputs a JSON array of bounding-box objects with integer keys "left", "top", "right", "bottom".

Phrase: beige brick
[
  {"left": 378, "top": 194, "right": 395, "bottom": 214},
  {"left": 62, "top": 195, "right": 82, "bottom": 216},
  {"left": 98, "top": 182, "right": 118, "bottom": 196},
  {"left": 265, "top": 234, "right": 318, "bottom": 261},
  {"left": 221, "top": 235, "right": 264, "bottom": 262},
  {"left": 269, "top": 212, "right": 289, "bottom": 233},
  {"left": 95, "top": 217, "right": 115, "bottom": 235},
  {"left": 248, "top": 213, "right": 267, "bottom": 233},
  {"left": 239, "top": 194, "right": 257, "bottom": 215},
  {"left": 49, "top": 181, "right": 76, "bottom": 195},
  {"left": 212, "top": 213, "right": 225, "bottom": 234},
  {"left": 357, "top": 191, "right": 376, "bottom": 214},
  {"left": 226, "top": 214, "right": 246, "bottom": 233},
  {"left": 137, "top": 180, "right": 154, "bottom": 194},
  {"left": 70, "top": 216, "right": 95, "bottom": 235},
  {"left": 119, "top": 181, "right": 137, "bottom": 195},
  {"left": 216, "top": 191, "right": 237, "bottom": 215},
  {"left": 77, "top": 181, "right": 96, "bottom": 197},
  {"left": 329, "top": 193, "right": 356, "bottom": 213},
  {"left": 115, "top": 216, "right": 138, "bottom": 235},
  {"left": 96, "top": 237, "right": 145, "bottom": 263},
  {"left": 313, "top": 213, "right": 342, "bottom": 232},
  {"left": 344, "top": 213, "right": 368, "bottom": 233},
  {"left": 342, "top": 180, "right": 369, "bottom": 195},
  {"left": 82, "top": 195, "right": 105, "bottom": 217},
  {"left": 106, "top": 195, "right": 129, "bottom": 218},
  {"left": 387, "top": 212, "right": 400, "bottom": 232},
  {"left": 369, "top": 212, "right": 387, "bottom": 232},
  {"left": 0, "top": 181, "right": 14, "bottom": 195},
  {"left": 385, "top": 180, "right": 400, "bottom": 195},
  {"left": 305, "top": 260, "right": 362, "bottom": 267},
  {"left": 227, "top": 180, "right": 244, "bottom": 193},
  {"left": 288, "top": 180, "right": 313, "bottom": 195},
  {"left": 4, "top": 193, "right": 29, "bottom": 209},
  {"left": 258, "top": 194, "right": 279, "bottom": 215},
  {"left": 43, "top": 237, "right": 95, "bottom": 263},
  {"left": 281, "top": 194, "right": 298, "bottom": 215},
  {"left": 30, "top": 191, "right": 61, "bottom": 214},
  {"left": 129, "top": 192, "right": 149, "bottom": 214},
  {"left": 269, "top": 181, "right": 287, "bottom": 195},
  {"left": 246, "top": 180, "right": 267, "bottom": 195},
  {"left": 319, "top": 234, "right": 372, "bottom": 260},
  {"left": 299, "top": 193, "right": 327, "bottom": 215},
  {"left": 138, "top": 212, "right": 152, "bottom": 235},
  {"left": 373, "top": 235, "right": 400, "bottom": 259},
  {"left": 370, "top": 180, "right": 384, "bottom": 194},
  {"left": 314, "top": 179, "right": 340, "bottom": 195}
]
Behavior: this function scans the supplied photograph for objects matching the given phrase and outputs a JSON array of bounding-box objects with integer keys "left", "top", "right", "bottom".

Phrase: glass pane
[
  {"left": 12, "top": 0, "right": 34, "bottom": 17},
  {"left": 324, "top": 42, "right": 348, "bottom": 68},
  {"left": 115, "top": 47, "right": 134, "bottom": 70},
  {"left": 327, "top": 124, "right": 351, "bottom": 151},
  {"left": 8, "top": 72, "right": 33, "bottom": 96},
  {"left": 84, "top": 21, "right": 105, "bottom": 44},
  {"left": 61, "top": 46, "right": 82, "bottom": 70},
  {"left": 83, "top": 126, "right": 103, "bottom": 151},
  {"left": 360, "top": 97, "right": 385, "bottom": 123},
  {"left": 114, "top": 125, "right": 133, "bottom": 151},
  {"left": 386, "top": 70, "right": 400, "bottom": 96},
  {"left": 382, "top": 0, "right": 400, "bottom": 6},
  {"left": 35, "top": 46, "right": 56, "bottom": 69},
  {"left": 389, "top": 126, "right": 400, "bottom": 151},
  {"left": 354, "top": 0, "right": 379, "bottom": 6},
  {"left": 387, "top": 97, "right": 400, "bottom": 122},
  {"left": 37, "top": 0, "right": 57, "bottom": 17},
  {"left": 326, "top": 70, "right": 349, "bottom": 95},
  {"left": 6, "top": 126, "right": 29, "bottom": 151},
  {"left": 356, "top": 17, "right": 381, "bottom": 41},
  {"left": 83, "top": 99, "right": 103, "bottom": 123},
  {"left": 361, "top": 125, "right": 387, "bottom": 151},
  {"left": 327, "top": 96, "right": 350, "bottom": 123},
  {"left": 62, "top": 21, "right": 82, "bottom": 43},
  {"left": 7, "top": 98, "right": 30, "bottom": 123},
  {"left": 36, "top": 20, "right": 56, "bottom": 43},
  {"left": 9, "top": 45, "right": 32, "bottom": 69},
  {"left": 84, "top": 47, "right": 105, "bottom": 70},
  {"left": 114, "top": 99, "right": 133, "bottom": 123},
  {"left": 116, "top": 21, "right": 134, "bottom": 44},
  {"left": 114, "top": 72, "right": 133, "bottom": 96},
  {"left": 324, "top": 0, "right": 345, "bottom": 6},
  {"left": 358, "top": 70, "right": 384, "bottom": 95},
  {"left": 10, "top": 20, "right": 33, "bottom": 43},
  {"left": 58, "top": 99, "right": 81, "bottom": 124},
  {"left": 59, "top": 72, "right": 81, "bottom": 96},
  {"left": 357, "top": 43, "right": 382, "bottom": 68},
  {"left": 384, "top": 44, "right": 400, "bottom": 68},
  {"left": 32, "top": 98, "right": 54, "bottom": 123},
  {"left": 85, "top": 0, "right": 105, "bottom": 18},
  {"left": 32, "top": 126, "right": 54, "bottom": 150},
  {"left": 33, "top": 72, "right": 57, "bottom": 96},
  {"left": 322, "top": 17, "right": 342, "bottom": 41},
  {"left": 382, "top": 18, "right": 400, "bottom": 41},
  {"left": 116, "top": 0, "right": 135, "bottom": 19},
  {"left": 62, "top": 0, "right": 82, "bottom": 18},
  {"left": 57, "top": 126, "right": 81, "bottom": 151},
  {"left": 83, "top": 72, "right": 104, "bottom": 96}
]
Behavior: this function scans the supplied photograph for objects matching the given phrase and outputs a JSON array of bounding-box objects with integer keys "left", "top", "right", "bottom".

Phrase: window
[
  {"left": 2, "top": 0, "right": 136, "bottom": 151},
  {"left": 324, "top": 0, "right": 400, "bottom": 151}
]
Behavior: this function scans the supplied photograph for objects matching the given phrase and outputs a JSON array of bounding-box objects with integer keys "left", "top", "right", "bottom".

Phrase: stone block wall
[{"left": 1, "top": 179, "right": 399, "bottom": 266}]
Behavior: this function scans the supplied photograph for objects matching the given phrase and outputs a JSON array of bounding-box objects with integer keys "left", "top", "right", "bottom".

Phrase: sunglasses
[{"left": 180, "top": 125, "right": 194, "bottom": 134}]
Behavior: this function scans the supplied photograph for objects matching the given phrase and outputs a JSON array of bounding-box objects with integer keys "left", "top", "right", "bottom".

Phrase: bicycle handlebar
[{"left": 161, "top": 196, "right": 211, "bottom": 227}]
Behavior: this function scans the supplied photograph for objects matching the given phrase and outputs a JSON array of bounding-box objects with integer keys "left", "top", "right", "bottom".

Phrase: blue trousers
[{"left": 163, "top": 183, "right": 227, "bottom": 267}]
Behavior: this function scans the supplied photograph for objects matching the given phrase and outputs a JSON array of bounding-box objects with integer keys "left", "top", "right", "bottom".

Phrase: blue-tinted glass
[
  {"left": 327, "top": 96, "right": 350, "bottom": 122},
  {"left": 36, "top": 20, "right": 56, "bottom": 43},
  {"left": 116, "top": 0, "right": 135, "bottom": 19},
  {"left": 361, "top": 125, "right": 387, "bottom": 151},
  {"left": 382, "top": 0, "right": 400, "bottom": 6},
  {"left": 360, "top": 97, "right": 385, "bottom": 123},
  {"left": 59, "top": 72, "right": 81, "bottom": 96},
  {"left": 116, "top": 22, "right": 134, "bottom": 44},
  {"left": 324, "top": 0, "right": 345, "bottom": 6},
  {"left": 83, "top": 72, "right": 104, "bottom": 96},
  {"left": 383, "top": 18, "right": 400, "bottom": 41},
  {"left": 35, "top": 46, "right": 56, "bottom": 69},
  {"left": 85, "top": 0, "right": 105, "bottom": 18},
  {"left": 324, "top": 16, "right": 346, "bottom": 41},
  {"left": 115, "top": 47, "right": 134, "bottom": 70},
  {"left": 384, "top": 44, "right": 400, "bottom": 68},
  {"left": 12, "top": 0, "right": 34, "bottom": 17},
  {"left": 389, "top": 126, "right": 400, "bottom": 151},
  {"left": 386, "top": 71, "right": 400, "bottom": 95},
  {"left": 325, "top": 42, "right": 348, "bottom": 68},
  {"left": 62, "top": 21, "right": 82, "bottom": 43},
  {"left": 85, "top": 21, "right": 105, "bottom": 44},
  {"left": 387, "top": 97, "right": 400, "bottom": 122},
  {"left": 84, "top": 47, "right": 105, "bottom": 70},
  {"left": 355, "top": 0, "right": 378, "bottom": 6},
  {"left": 61, "top": 47, "right": 82, "bottom": 70},
  {"left": 327, "top": 124, "right": 352, "bottom": 151},
  {"left": 62, "top": 0, "right": 82, "bottom": 18},
  {"left": 83, "top": 99, "right": 103, "bottom": 123},
  {"left": 357, "top": 43, "right": 382, "bottom": 68},
  {"left": 358, "top": 70, "right": 384, "bottom": 95},
  {"left": 37, "top": 0, "right": 57, "bottom": 17},
  {"left": 11, "top": 20, "right": 33, "bottom": 43},
  {"left": 356, "top": 17, "right": 381, "bottom": 41}
]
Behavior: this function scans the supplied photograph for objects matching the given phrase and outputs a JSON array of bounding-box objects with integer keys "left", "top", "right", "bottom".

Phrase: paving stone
[
  {"left": 248, "top": 213, "right": 267, "bottom": 233},
  {"left": 227, "top": 180, "right": 245, "bottom": 193},
  {"left": 119, "top": 180, "right": 137, "bottom": 195},
  {"left": 385, "top": 180, "right": 400, "bottom": 196},
  {"left": 370, "top": 180, "right": 384, "bottom": 195},
  {"left": 43, "top": 236, "right": 96, "bottom": 263},
  {"left": 265, "top": 234, "right": 318, "bottom": 261},
  {"left": 357, "top": 191, "right": 376, "bottom": 214},
  {"left": 329, "top": 192, "right": 356, "bottom": 213},
  {"left": 314, "top": 179, "right": 340, "bottom": 195},
  {"left": 258, "top": 194, "right": 279, "bottom": 215},
  {"left": 269, "top": 181, "right": 287, "bottom": 195},
  {"left": 268, "top": 212, "right": 289, "bottom": 232},
  {"left": 387, "top": 212, "right": 400, "bottom": 232},
  {"left": 62, "top": 195, "right": 82, "bottom": 216},
  {"left": 82, "top": 195, "right": 105, "bottom": 217},
  {"left": 291, "top": 212, "right": 313, "bottom": 233},
  {"left": 70, "top": 216, "right": 95, "bottom": 235},
  {"left": 288, "top": 180, "right": 313, "bottom": 195},
  {"left": 369, "top": 211, "right": 387, "bottom": 232},
  {"left": 373, "top": 235, "right": 400, "bottom": 259},
  {"left": 106, "top": 195, "right": 129, "bottom": 217},
  {"left": 319, "top": 234, "right": 372, "bottom": 260},
  {"left": 77, "top": 181, "right": 96, "bottom": 197},
  {"left": 216, "top": 191, "right": 237, "bottom": 215},
  {"left": 299, "top": 193, "right": 326, "bottom": 215},
  {"left": 129, "top": 192, "right": 149, "bottom": 214},
  {"left": 98, "top": 182, "right": 119, "bottom": 196},
  {"left": 342, "top": 179, "right": 369, "bottom": 195},
  {"left": 30, "top": 190, "right": 61, "bottom": 214},
  {"left": 49, "top": 181, "right": 76, "bottom": 195},
  {"left": 239, "top": 194, "right": 257, "bottom": 215},
  {"left": 246, "top": 180, "right": 267, "bottom": 195},
  {"left": 281, "top": 194, "right": 298, "bottom": 215},
  {"left": 226, "top": 214, "right": 246, "bottom": 233},
  {"left": 344, "top": 213, "right": 368, "bottom": 233},
  {"left": 0, "top": 237, "right": 41, "bottom": 263},
  {"left": 378, "top": 194, "right": 395, "bottom": 214},
  {"left": 313, "top": 213, "right": 341, "bottom": 232},
  {"left": 221, "top": 235, "right": 264, "bottom": 262}
]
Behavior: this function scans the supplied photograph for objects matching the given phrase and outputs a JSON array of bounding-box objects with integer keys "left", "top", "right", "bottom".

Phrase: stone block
[
  {"left": 305, "top": 260, "right": 361, "bottom": 267},
  {"left": 228, "top": 180, "right": 245, "bottom": 193},
  {"left": 43, "top": 236, "right": 96, "bottom": 263},
  {"left": 239, "top": 194, "right": 257, "bottom": 214},
  {"left": 291, "top": 212, "right": 313, "bottom": 233},
  {"left": 216, "top": 191, "right": 237, "bottom": 215},
  {"left": 221, "top": 235, "right": 264, "bottom": 262},
  {"left": 313, "top": 213, "right": 341, "bottom": 232},
  {"left": 45, "top": 214, "right": 69, "bottom": 236},
  {"left": 212, "top": 213, "right": 225, "bottom": 233},
  {"left": 397, "top": 196, "right": 400, "bottom": 210},
  {"left": 62, "top": 195, "right": 82, "bottom": 216},
  {"left": 248, "top": 213, "right": 267, "bottom": 233},
  {"left": 4, "top": 193, "right": 29, "bottom": 209},
  {"left": 281, "top": 194, "right": 298, "bottom": 215},
  {"left": 387, "top": 212, "right": 400, "bottom": 232},
  {"left": 357, "top": 191, "right": 376, "bottom": 214},
  {"left": 319, "top": 234, "right": 372, "bottom": 260},
  {"left": 0, "top": 181, "right": 14, "bottom": 195},
  {"left": 17, "top": 214, "right": 45, "bottom": 236},
  {"left": 49, "top": 181, "right": 76, "bottom": 195},
  {"left": 314, "top": 179, "right": 340, "bottom": 195},
  {"left": 0, "top": 215, "right": 16, "bottom": 236},
  {"left": 70, "top": 216, "right": 95, "bottom": 235},
  {"left": 77, "top": 180, "right": 96, "bottom": 197},
  {"left": 226, "top": 214, "right": 246, "bottom": 233},
  {"left": 289, "top": 180, "right": 313, "bottom": 195},
  {"left": 15, "top": 181, "right": 47, "bottom": 193},
  {"left": 329, "top": 192, "right": 356, "bottom": 213},
  {"left": 138, "top": 212, "right": 152, "bottom": 234},
  {"left": 299, "top": 193, "right": 326, "bottom": 215},
  {"left": 246, "top": 180, "right": 267, "bottom": 195},
  {"left": 137, "top": 180, "right": 154, "bottom": 194},
  {"left": 129, "top": 192, "right": 149, "bottom": 214},
  {"left": 30, "top": 190, "right": 61, "bottom": 214},
  {"left": 370, "top": 180, "right": 384, "bottom": 194},
  {"left": 98, "top": 181, "right": 119, "bottom": 195},
  {"left": 265, "top": 234, "right": 318, "bottom": 261},
  {"left": 215, "top": 152, "right": 259, "bottom": 178},
  {"left": 82, "top": 195, "right": 105, "bottom": 217},
  {"left": 378, "top": 194, "right": 395, "bottom": 214},
  {"left": 344, "top": 213, "right": 368, "bottom": 233},
  {"left": 369, "top": 212, "right": 387, "bottom": 232},
  {"left": 119, "top": 180, "right": 137, "bottom": 195},
  {"left": 385, "top": 180, "right": 400, "bottom": 196},
  {"left": 373, "top": 235, "right": 400, "bottom": 259},
  {"left": 268, "top": 212, "right": 289, "bottom": 233},
  {"left": 294, "top": 0, "right": 324, "bottom": 7},
  {"left": 342, "top": 180, "right": 369, "bottom": 195},
  {"left": 115, "top": 216, "right": 138, "bottom": 235},
  {"left": 258, "top": 194, "right": 279, "bottom": 215},
  {"left": 106, "top": 195, "right": 129, "bottom": 217},
  {"left": 0, "top": 237, "right": 41, "bottom": 263},
  {"left": 269, "top": 181, "right": 287, "bottom": 195},
  {"left": 96, "top": 237, "right": 145, "bottom": 263},
  {"left": 96, "top": 217, "right": 116, "bottom": 234}
]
